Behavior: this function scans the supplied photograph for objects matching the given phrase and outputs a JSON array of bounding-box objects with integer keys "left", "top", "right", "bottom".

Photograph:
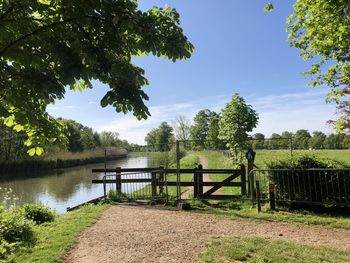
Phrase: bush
[
  {"left": 0, "top": 210, "right": 35, "bottom": 245},
  {"left": 21, "top": 204, "right": 55, "bottom": 224},
  {"left": 266, "top": 155, "right": 350, "bottom": 207},
  {"left": 0, "top": 240, "right": 19, "bottom": 259}
]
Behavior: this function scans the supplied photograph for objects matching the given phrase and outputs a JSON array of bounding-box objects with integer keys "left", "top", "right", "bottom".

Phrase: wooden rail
[{"left": 91, "top": 165, "right": 246, "bottom": 200}]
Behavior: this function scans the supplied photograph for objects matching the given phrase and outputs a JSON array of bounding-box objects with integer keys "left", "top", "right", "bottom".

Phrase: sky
[{"left": 47, "top": 1, "right": 336, "bottom": 144}]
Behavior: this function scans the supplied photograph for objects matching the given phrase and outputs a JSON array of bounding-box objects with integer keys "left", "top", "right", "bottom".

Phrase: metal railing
[
  {"left": 250, "top": 169, "right": 350, "bottom": 207},
  {"left": 95, "top": 169, "right": 166, "bottom": 201}
]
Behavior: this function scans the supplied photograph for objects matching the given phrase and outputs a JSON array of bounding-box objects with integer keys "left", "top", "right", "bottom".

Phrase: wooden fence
[{"left": 92, "top": 164, "right": 246, "bottom": 200}]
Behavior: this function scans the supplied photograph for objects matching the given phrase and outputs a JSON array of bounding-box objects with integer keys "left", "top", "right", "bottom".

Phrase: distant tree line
[
  {"left": 0, "top": 119, "right": 134, "bottom": 162},
  {"left": 252, "top": 130, "right": 348, "bottom": 150},
  {"left": 145, "top": 107, "right": 349, "bottom": 152}
]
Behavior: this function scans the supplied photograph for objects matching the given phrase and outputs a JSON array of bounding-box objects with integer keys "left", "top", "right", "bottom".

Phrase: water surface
[{"left": 0, "top": 155, "right": 157, "bottom": 213}]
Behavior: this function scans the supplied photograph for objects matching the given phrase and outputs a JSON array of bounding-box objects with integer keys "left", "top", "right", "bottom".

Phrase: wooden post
[
  {"left": 247, "top": 159, "right": 254, "bottom": 197},
  {"left": 159, "top": 166, "right": 164, "bottom": 195},
  {"left": 151, "top": 171, "right": 157, "bottom": 197},
  {"left": 103, "top": 178, "right": 107, "bottom": 199},
  {"left": 198, "top": 164, "right": 203, "bottom": 198},
  {"left": 194, "top": 166, "right": 198, "bottom": 198},
  {"left": 269, "top": 183, "right": 276, "bottom": 210},
  {"left": 116, "top": 167, "right": 121, "bottom": 194},
  {"left": 256, "top": 180, "right": 261, "bottom": 212},
  {"left": 240, "top": 164, "right": 246, "bottom": 196}
]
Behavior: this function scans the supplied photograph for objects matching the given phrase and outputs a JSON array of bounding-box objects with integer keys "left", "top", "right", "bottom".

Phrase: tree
[
  {"left": 206, "top": 112, "right": 224, "bottom": 150},
  {"left": 145, "top": 128, "right": 157, "bottom": 150},
  {"left": 310, "top": 131, "right": 326, "bottom": 149},
  {"left": 252, "top": 133, "right": 265, "bottom": 149},
  {"left": 281, "top": 131, "right": 293, "bottom": 149},
  {"left": 190, "top": 109, "right": 216, "bottom": 148},
  {"left": 269, "top": 133, "right": 282, "bottom": 149},
  {"left": 218, "top": 93, "right": 259, "bottom": 159},
  {"left": 324, "top": 133, "right": 345, "bottom": 149},
  {"left": 155, "top": 122, "right": 174, "bottom": 151},
  {"left": 144, "top": 122, "right": 173, "bottom": 151},
  {"left": 172, "top": 115, "right": 191, "bottom": 141},
  {"left": 287, "top": 1, "right": 350, "bottom": 132},
  {"left": 293, "top": 129, "right": 311, "bottom": 149},
  {"left": 99, "top": 131, "right": 121, "bottom": 147},
  {"left": 0, "top": 1, "right": 194, "bottom": 155}
]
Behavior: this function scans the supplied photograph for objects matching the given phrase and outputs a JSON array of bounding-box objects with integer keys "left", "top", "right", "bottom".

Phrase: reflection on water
[{"left": 0, "top": 155, "right": 158, "bottom": 213}]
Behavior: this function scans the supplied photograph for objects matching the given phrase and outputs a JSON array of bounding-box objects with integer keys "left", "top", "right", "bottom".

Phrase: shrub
[
  {"left": 21, "top": 204, "right": 55, "bottom": 224},
  {"left": 0, "top": 210, "right": 35, "bottom": 245},
  {"left": 266, "top": 155, "right": 350, "bottom": 207},
  {"left": 0, "top": 240, "right": 19, "bottom": 259}
]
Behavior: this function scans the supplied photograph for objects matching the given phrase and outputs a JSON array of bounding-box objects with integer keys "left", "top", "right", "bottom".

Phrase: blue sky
[{"left": 47, "top": 1, "right": 335, "bottom": 144}]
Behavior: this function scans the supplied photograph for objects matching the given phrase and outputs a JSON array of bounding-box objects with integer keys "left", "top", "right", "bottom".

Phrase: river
[{"left": 0, "top": 155, "right": 158, "bottom": 213}]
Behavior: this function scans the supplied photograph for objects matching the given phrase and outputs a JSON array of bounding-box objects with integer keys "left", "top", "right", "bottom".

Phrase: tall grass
[
  {"left": 0, "top": 148, "right": 128, "bottom": 175},
  {"left": 44, "top": 147, "right": 127, "bottom": 161}
]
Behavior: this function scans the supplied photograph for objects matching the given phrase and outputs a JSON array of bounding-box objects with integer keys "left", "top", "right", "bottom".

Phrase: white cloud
[{"left": 94, "top": 90, "right": 336, "bottom": 144}]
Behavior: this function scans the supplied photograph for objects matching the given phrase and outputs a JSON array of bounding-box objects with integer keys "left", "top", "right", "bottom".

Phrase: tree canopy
[
  {"left": 0, "top": 0, "right": 194, "bottom": 155},
  {"left": 145, "top": 121, "right": 173, "bottom": 151},
  {"left": 287, "top": 0, "right": 350, "bottom": 132},
  {"left": 218, "top": 93, "right": 259, "bottom": 157}
]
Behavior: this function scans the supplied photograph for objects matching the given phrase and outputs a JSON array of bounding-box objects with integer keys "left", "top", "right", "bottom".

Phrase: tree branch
[{"left": 0, "top": 15, "right": 113, "bottom": 57}]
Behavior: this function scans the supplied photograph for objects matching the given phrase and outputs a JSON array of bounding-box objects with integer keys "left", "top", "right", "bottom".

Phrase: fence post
[
  {"left": 256, "top": 180, "right": 261, "bottom": 212},
  {"left": 159, "top": 166, "right": 164, "bottom": 195},
  {"left": 198, "top": 164, "right": 203, "bottom": 198},
  {"left": 269, "top": 183, "right": 276, "bottom": 210},
  {"left": 249, "top": 171, "right": 255, "bottom": 200},
  {"left": 103, "top": 176, "right": 107, "bottom": 199},
  {"left": 194, "top": 166, "right": 198, "bottom": 198},
  {"left": 116, "top": 167, "right": 121, "bottom": 195},
  {"left": 247, "top": 159, "right": 254, "bottom": 196},
  {"left": 241, "top": 164, "right": 246, "bottom": 196},
  {"left": 151, "top": 171, "right": 157, "bottom": 198}
]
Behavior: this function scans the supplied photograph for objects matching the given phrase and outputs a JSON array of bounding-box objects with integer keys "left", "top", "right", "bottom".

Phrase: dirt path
[
  {"left": 64, "top": 205, "right": 350, "bottom": 263},
  {"left": 181, "top": 155, "right": 215, "bottom": 199}
]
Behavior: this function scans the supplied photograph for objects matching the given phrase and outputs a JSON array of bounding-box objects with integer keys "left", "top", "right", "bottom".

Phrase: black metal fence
[{"left": 251, "top": 169, "right": 350, "bottom": 207}]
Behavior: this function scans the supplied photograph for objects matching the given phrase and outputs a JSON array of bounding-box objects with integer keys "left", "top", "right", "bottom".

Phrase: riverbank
[
  {"left": 0, "top": 153, "right": 127, "bottom": 176},
  {"left": 7, "top": 204, "right": 108, "bottom": 262}
]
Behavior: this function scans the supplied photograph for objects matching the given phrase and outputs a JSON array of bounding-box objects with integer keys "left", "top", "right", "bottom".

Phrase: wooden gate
[{"left": 92, "top": 164, "right": 246, "bottom": 200}]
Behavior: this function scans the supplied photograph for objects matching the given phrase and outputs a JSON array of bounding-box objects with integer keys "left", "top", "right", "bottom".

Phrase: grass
[
  {"left": 186, "top": 199, "right": 350, "bottom": 230},
  {"left": 44, "top": 147, "right": 127, "bottom": 161},
  {"left": 196, "top": 151, "right": 241, "bottom": 195},
  {"left": 10, "top": 204, "right": 108, "bottom": 263},
  {"left": 198, "top": 235, "right": 350, "bottom": 263},
  {"left": 197, "top": 149, "right": 350, "bottom": 170},
  {"left": 254, "top": 149, "right": 350, "bottom": 169},
  {"left": 165, "top": 153, "right": 199, "bottom": 197}
]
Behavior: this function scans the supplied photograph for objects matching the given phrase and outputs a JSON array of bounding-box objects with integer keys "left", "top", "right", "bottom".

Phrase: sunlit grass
[
  {"left": 198, "top": 235, "right": 350, "bottom": 263},
  {"left": 11, "top": 204, "right": 108, "bottom": 263}
]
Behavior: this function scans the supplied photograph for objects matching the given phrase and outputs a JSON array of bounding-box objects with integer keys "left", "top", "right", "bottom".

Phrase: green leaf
[
  {"left": 3, "top": 116, "right": 14, "bottom": 127},
  {"left": 13, "top": 124, "right": 24, "bottom": 132},
  {"left": 27, "top": 148, "right": 36, "bottom": 156},
  {"left": 35, "top": 147, "right": 44, "bottom": 156},
  {"left": 264, "top": 3, "right": 274, "bottom": 12}
]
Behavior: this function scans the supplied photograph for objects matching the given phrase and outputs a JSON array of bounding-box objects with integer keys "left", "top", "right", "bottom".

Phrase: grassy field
[
  {"left": 198, "top": 235, "right": 350, "bottom": 263},
  {"left": 10, "top": 204, "right": 108, "bottom": 263},
  {"left": 198, "top": 149, "right": 350, "bottom": 170}
]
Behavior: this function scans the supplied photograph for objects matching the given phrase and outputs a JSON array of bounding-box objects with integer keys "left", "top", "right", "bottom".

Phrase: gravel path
[
  {"left": 63, "top": 205, "right": 350, "bottom": 263},
  {"left": 181, "top": 155, "right": 215, "bottom": 199}
]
